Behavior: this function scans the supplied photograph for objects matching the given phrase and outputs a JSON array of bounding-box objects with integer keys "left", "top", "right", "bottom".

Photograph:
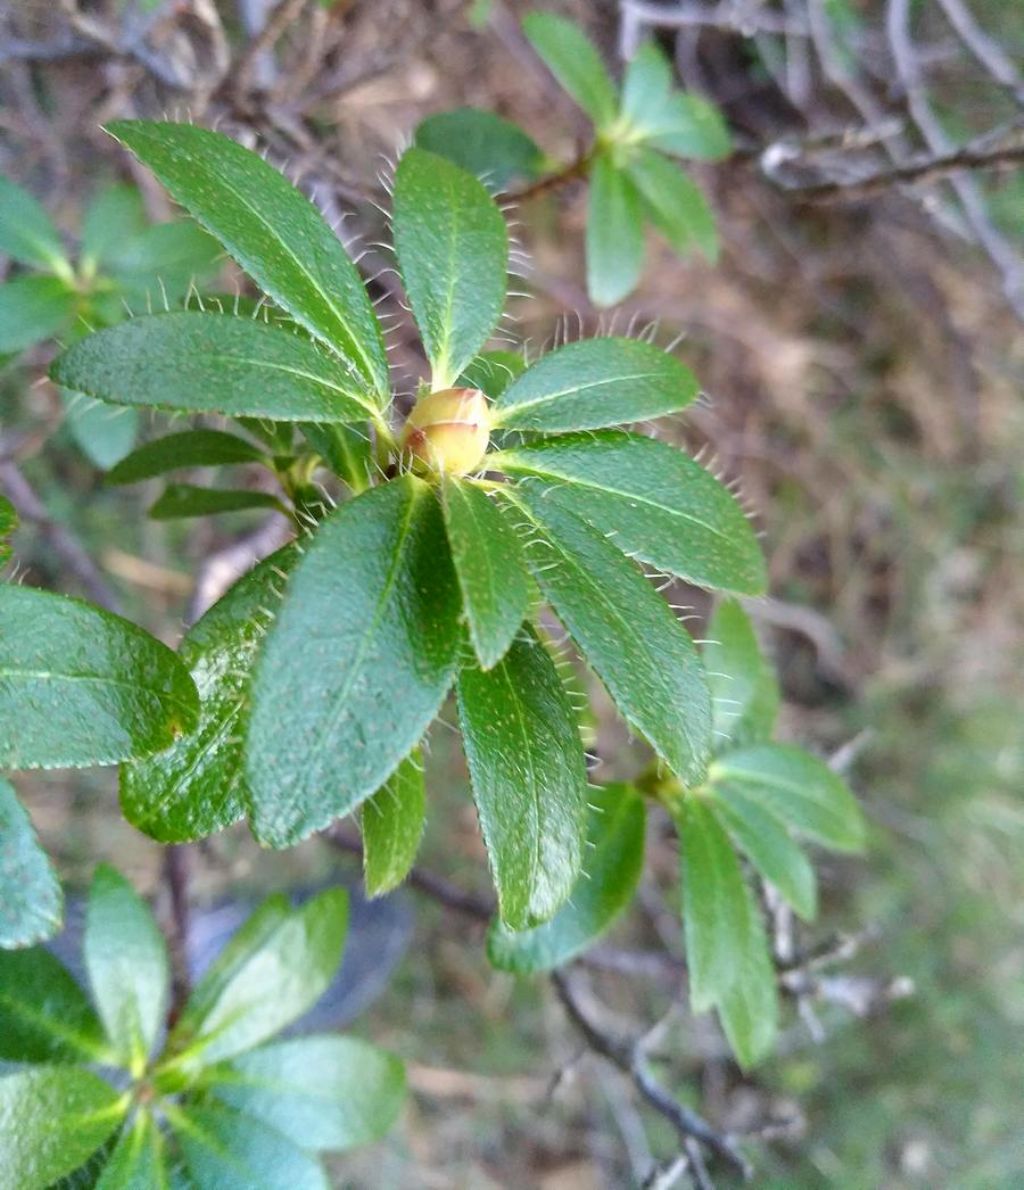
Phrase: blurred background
[{"left": 1, "top": 0, "right": 1022, "bottom": 1185}]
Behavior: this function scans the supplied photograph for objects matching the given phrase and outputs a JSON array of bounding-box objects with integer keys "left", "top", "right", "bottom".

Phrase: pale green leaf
[
  {"left": 0, "top": 948, "right": 107, "bottom": 1063},
  {"left": 620, "top": 42, "right": 674, "bottom": 127},
  {"left": 52, "top": 313, "right": 378, "bottom": 423},
  {"left": 81, "top": 185, "right": 147, "bottom": 269},
  {"left": 107, "top": 429, "right": 267, "bottom": 485},
  {"left": 441, "top": 477, "right": 531, "bottom": 669},
  {"left": 95, "top": 1111, "right": 167, "bottom": 1190},
  {"left": 715, "top": 892, "right": 779, "bottom": 1069},
  {"left": 487, "top": 782, "right": 646, "bottom": 973},
  {"left": 704, "top": 600, "right": 779, "bottom": 748},
  {"left": 62, "top": 394, "right": 139, "bottom": 471},
  {"left": 0, "top": 176, "right": 67, "bottom": 272},
  {"left": 522, "top": 12, "right": 618, "bottom": 128},
  {"left": 510, "top": 491, "right": 712, "bottom": 785},
  {"left": 361, "top": 750, "right": 426, "bottom": 897},
  {"left": 121, "top": 546, "right": 298, "bottom": 844},
  {"left": 626, "top": 147, "right": 718, "bottom": 261},
  {"left": 710, "top": 743, "right": 866, "bottom": 852},
  {"left": 492, "top": 337, "right": 697, "bottom": 432},
  {"left": 635, "top": 94, "right": 732, "bottom": 160},
  {"left": 84, "top": 865, "right": 169, "bottom": 1068},
  {"left": 457, "top": 349, "right": 526, "bottom": 398},
  {"left": 0, "top": 275, "right": 76, "bottom": 354},
  {"left": 457, "top": 630, "right": 589, "bottom": 929},
  {"left": 205, "top": 1035, "right": 405, "bottom": 1151},
  {"left": 106, "top": 121, "right": 388, "bottom": 397},
  {"left": 247, "top": 478, "right": 461, "bottom": 846},
  {"left": 415, "top": 108, "right": 545, "bottom": 188},
  {"left": 0, "top": 1067, "right": 124, "bottom": 1190},
  {"left": 494, "top": 431, "right": 765, "bottom": 594},
  {"left": 393, "top": 147, "right": 508, "bottom": 387},
  {"left": 300, "top": 422, "right": 372, "bottom": 491},
  {"left": 0, "top": 777, "right": 62, "bottom": 949},
  {"left": 0, "top": 586, "right": 199, "bottom": 771},
  {"left": 587, "top": 153, "right": 644, "bottom": 306}
]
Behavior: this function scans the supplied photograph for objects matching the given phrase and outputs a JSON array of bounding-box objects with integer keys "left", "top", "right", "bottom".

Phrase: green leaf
[
  {"left": 458, "top": 631, "right": 588, "bottom": 929},
  {"left": 620, "top": 42, "right": 674, "bottom": 128},
  {"left": 205, "top": 1035, "right": 405, "bottom": 1151},
  {"left": 121, "top": 546, "right": 298, "bottom": 844},
  {"left": 522, "top": 12, "right": 618, "bottom": 128},
  {"left": 106, "top": 221, "right": 220, "bottom": 290},
  {"left": 0, "top": 586, "right": 199, "bottom": 770},
  {"left": 0, "top": 778, "right": 61, "bottom": 949},
  {"left": 393, "top": 147, "right": 508, "bottom": 388},
  {"left": 0, "top": 494, "right": 15, "bottom": 566},
  {"left": 172, "top": 1102, "right": 328, "bottom": 1190},
  {"left": 168, "top": 888, "right": 348, "bottom": 1068},
  {"left": 492, "top": 337, "right": 697, "bottom": 432},
  {"left": 441, "top": 477, "right": 531, "bottom": 669},
  {"left": 0, "top": 1067, "right": 125, "bottom": 1190},
  {"left": 361, "top": 750, "right": 425, "bottom": 897},
  {"left": 81, "top": 185, "right": 148, "bottom": 270},
  {"left": 0, "top": 948, "right": 107, "bottom": 1063},
  {"left": 457, "top": 349, "right": 526, "bottom": 398},
  {"left": 107, "top": 429, "right": 267, "bottom": 485},
  {"left": 0, "top": 175, "right": 68, "bottom": 272},
  {"left": 586, "top": 153, "right": 644, "bottom": 306},
  {"left": 494, "top": 432, "right": 765, "bottom": 594},
  {"left": 62, "top": 394, "right": 139, "bottom": 471},
  {"left": 487, "top": 782, "right": 645, "bottom": 972},
  {"left": 709, "top": 787, "right": 816, "bottom": 920},
  {"left": 84, "top": 865, "right": 169, "bottom": 1069},
  {"left": 52, "top": 313, "right": 378, "bottom": 423},
  {"left": 634, "top": 94, "right": 731, "bottom": 161},
  {"left": 626, "top": 148, "right": 718, "bottom": 261},
  {"left": 106, "top": 121, "right": 388, "bottom": 398},
  {"left": 247, "top": 478, "right": 461, "bottom": 846},
  {"left": 148, "top": 484, "right": 284, "bottom": 521},
  {"left": 95, "top": 1111, "right": 167, "bottom": 1190},
  {"left": 510, "top": 491, "right": 711, "bottom": 785},
  {"left": 715, "top": 901, "right": 778, "bottom": 1069},
  {"left": 704, "top": 600, "right": 779, "bottom": 747},
  {"left": 415, "top": 108, "right": 545, "bottom": 188},
  {"left": 300, "top": 423, "right": 372, "bottom": 491},
  {"left": 0, "top": 275, "right": 76, "bottom": 354},
  {"left": 710, "top": 743, "right": 866, "bottom": 852}
]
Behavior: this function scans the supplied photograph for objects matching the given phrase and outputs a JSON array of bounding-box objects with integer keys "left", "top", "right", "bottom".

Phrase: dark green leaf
[
  {"left": 0, "top": 176, "right": 68, "bottom": 272},
  {"left": 494, "top": 432, "right": 765, "bottom": 594},
  {"left": 0, "top": 275, "right": 76, "bottom": 354},
  {"left": 95, "top": 1111, "right": 167, "bottom": 1190},
  {"left": 247, "top": 478, "right": 461, "bottom": 846},
  {"left": 106, "top": 121, "right": 388, "bottom": 398},
  {"left": 300, "top": 423, "right": 372, "bottom": 491},
  {"left": 510, "top": 492, "right": 712, "bottom": 785},
  {"left": 415, "top": 108, "right": 545, "bottom": 188},
  {"left": 0, "top": 1067, "right": 125, "bottom": 1190},
  {"left": 121, "top": 546, "right": 298, "bottom": 844},
  {"left": 487, "top": 782, "right": 645, "bottom": 972},
  {"left": 0, "top": 777, "right": 62, "bottom": 948},
  {"left": 81, "top": 185, "right": 148, "bottom": 270},
  {"left": 107, "top": 430, "right": 267, "bottom": 485},
  {"left": 586, "top": 153, "right": 644, "bottom": 306},
  {"left": 0, "top": 586, "right": 199, "bottom": 770},
  {"left": 492, "top": 337, "right": 697, "bottom": 432},
  {"left": 148, "top": 484, "right": 284, "bottom": 521},
  {"left": 0, "top": 494, "right": 15, "bottom": 567},
  {"left": 52, "top": 313, "right": 378, "bottom": 423},
  {"left": 84, "top": 865, "right": 169, "bottom": 1068},
  {"left": 704, "top": 600, "right": 778, "bottom": 748},
  {"left": 441, "top": 477, "right": 531, "bottom": 669},
  {"left": 457, "top": 350, "right": 526, "bottom": 399},
  {"left": 522, "top": 12, "right": 618, "bottom": 128},
  {"left": 710, "top": 786, "right": 817, "bottom": 920},
  {"left": 205, "top": 1035, "right": 405, "bottom": 1151},
  {"left": 62, "top": 394, "right": 139, "bottom": 471},
  {"left": 634, "top": 94, "right": 731, "bottom": 160},
  {"left": 0, "top": 948, "right": 107, "bottom": 1063},
  {"left": 457, "top": 630, "right": 588, "bottom": 929},
  {"left": 710, "top": 743, "right": 866, "bottom": 852},
  {"left": 168, "top": 888, "right": 348, "bottom": 1068},
  {"left": 361, "top": 750, "right": 425, "bottom": 897},
  {"left": 393, "top": 148, "right": 508, "bottom": 387},
  {"left": 627, "top": 148, "right": 718, "bottom": 261},
  {"left": 172, "top": 1102, "right": 328, "bottom": 1190}
]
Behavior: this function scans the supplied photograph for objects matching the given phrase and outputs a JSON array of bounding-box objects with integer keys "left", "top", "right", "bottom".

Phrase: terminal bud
[{"left": 400, "top": 387, "right": 490, "bottom": 476}]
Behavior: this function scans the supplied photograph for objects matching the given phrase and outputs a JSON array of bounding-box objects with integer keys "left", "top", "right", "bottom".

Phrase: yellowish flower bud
[{"left": 400, "top": 387, "right": 491, "bottom": 476}]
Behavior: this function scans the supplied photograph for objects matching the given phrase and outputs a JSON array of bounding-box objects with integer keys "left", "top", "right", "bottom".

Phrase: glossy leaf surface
[
  {"left": 53, "top": 313, "right": 377, "bottom": 423},
  {"left": 107, "top": 430, "right": 266, "bottom": 485},
  {"left": 94, "top": 1111, "right": 166, "bottom": 1190},
  {"left": 487, "top": 782, "right": 645, "bottom": 972},
  {"left": 107, "top": 121, "right": 389, "bottom": 397},
  {"left": 704, "top": 600, "right": 779, "bottom": 748},
  {"left": 492, "top": 337, "right": 698, "bottom": 432},
  {"left": 458, "top": 632, "right": 588, "bottom": 929},
  {"left": 247, "top": 478, "right": 461, "bottom": 846},
  {"left": 495, "top": 431, "right": 765, "bottom": 593},
  {"left": 393, "top": 148, "right": 508, "bottom": 387},
  {"left": 362, "top": 750, "right": 425, "bottom": 897},
  {"left": 0, "top": 586, "right": 199, "bottom": 771},
  {"left": 0, "top": 778, "right": 62, "bottom": 948},
  {"left": 149, "top": 484, "right": 284, "bottom": 521},
  {"left": 0, "top": 948, "right": 107, "bottom": 1063}
]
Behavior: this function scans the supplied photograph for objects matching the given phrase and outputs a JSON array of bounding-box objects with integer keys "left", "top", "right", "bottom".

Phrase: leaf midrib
[{"left": 495, "top": 368, "right": 666, "bottom": 420}]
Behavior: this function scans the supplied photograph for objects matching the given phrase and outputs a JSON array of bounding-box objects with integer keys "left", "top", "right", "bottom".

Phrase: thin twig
[{"left": 162, "top": 845, "right": 192, "bottom": 1023}]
